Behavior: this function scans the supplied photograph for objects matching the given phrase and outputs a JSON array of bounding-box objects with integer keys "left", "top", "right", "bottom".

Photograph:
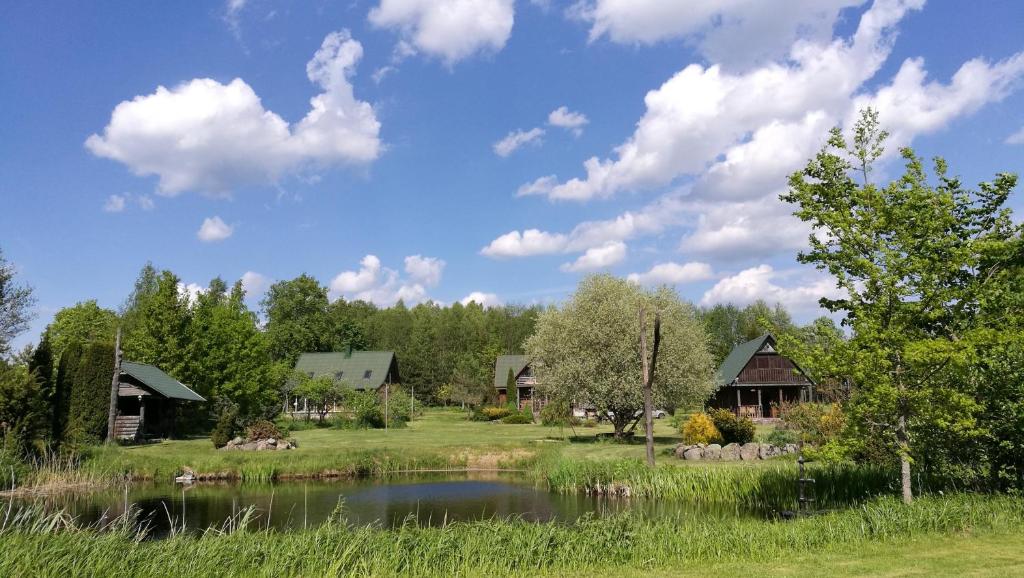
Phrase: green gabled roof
[
  {"left": 715, "top": 333, "right": 775, "bottom": 387},
  {"left": 494, "top": 355, "right": 529, "bottom": 388},
  {"left": 294, "top": 351, "right": 397, "bottom": 390},
  {"left": 121, "top": 361, "right": 205, "bottom": 402}
]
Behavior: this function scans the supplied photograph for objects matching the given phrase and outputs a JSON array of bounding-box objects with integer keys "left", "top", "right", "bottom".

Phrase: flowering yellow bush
[{"left": 681, "top": 412, "right": 723, "bottom": 445}]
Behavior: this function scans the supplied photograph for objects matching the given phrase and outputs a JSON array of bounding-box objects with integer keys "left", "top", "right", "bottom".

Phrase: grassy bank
[
  {"left": 0, "top": 495, "right": 1020, "bottom": 577},
  {"left": 545, "top": 458, "right": 895, "bottom": 509},
  {"left": 13, "top": 408, "right": 698, "bottom": 488}
]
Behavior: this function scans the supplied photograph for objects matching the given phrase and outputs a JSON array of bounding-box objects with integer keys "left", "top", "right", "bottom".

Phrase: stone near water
[
  {"left": 704, "top": 443, "right": 722, "bottom": 460},
  {"left": 721, "top": 443, "right": 741, "bottom": 460},
  {"left": 739, "top": 443, "right": 759, "bottom": 461},
  {"left": 683, "top": 446, "right": 704, "bottom": 460}
]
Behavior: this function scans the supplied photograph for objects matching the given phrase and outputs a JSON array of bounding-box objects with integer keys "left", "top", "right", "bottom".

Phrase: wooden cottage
[
  {"left": 114, "top": 361, "right": 205, "bottom": 440},
  {"left": 290, "top": 350, "right": 400, "bottom": 413},
  {"left": 493, "top": 355, "right": 543, "bottom": 411},
  {"left": 709, "top": 334, "right": 814, "bottom": 420}
]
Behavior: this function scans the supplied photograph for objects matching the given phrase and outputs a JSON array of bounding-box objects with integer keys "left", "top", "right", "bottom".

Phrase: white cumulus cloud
[
  {"left": 460, "top": 291, "right": 503, "bottom": 307},
  {"left": 480, "top": 229, "right": 569, "bottom": 258},
  {"left": 330, "top": 254, "right": 443, "bottom": 306},
  {"left": 627, "top": 262, "right": 714, "bottom": 285},
  {"left": 700, "top": 264, "right": 844, "bottom": 314},
  {"left": 560, "top": 241, "right": 627, "bottom": 272},
  {"left": 548, "top": 106, "right": 589, "bottom": 135},
  {"left": 493, "top": 127, "right": 545, "bottom": 157},
  {"left": 197, "top": 216, "right": 234, "bottom": 242},
  {"left": 103, "top": 194, "right": 126, "bottom": 213},
  {"left": 240, "top": 271, "right": 270, "bottom": 297},
  {"left": 368, "top": 0, "right": 515, "bottom": 65},
  {"left": 86, "top": 30, "right": 380, "bottom": 195},
  {"left": 1007, "top": 126, "right": 1024, "bottom": 145},
  {"left": 404, "top": 255, "right": 446, "bottom": 286}
]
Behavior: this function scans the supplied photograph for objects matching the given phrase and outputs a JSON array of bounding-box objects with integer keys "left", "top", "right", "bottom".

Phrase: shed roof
[
  {"left": 493, "top": 355, "right": 529, "bottom": 388},
  {"left": 121, "top": 361, "right": 205, "bottom": 402},
  {"left": 294, "top": 351, "right": 397, "bottom": 390},
  {"left": 716, "top": 333, "right": 775, "bottom": 387}
]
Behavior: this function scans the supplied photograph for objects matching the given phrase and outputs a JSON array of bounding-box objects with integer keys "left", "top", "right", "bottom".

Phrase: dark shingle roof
[
  {"left": 715, "top": 333, "right": 774, "bottom": 387},
  {"left": 121, "top": 361, "right": 205, "bottom": 402},
  {"left": 493, "top": 355, "right": 528, "bottom": 388},
  {"left": 294, "top": 351, "right": 397, "bottom": 390}
]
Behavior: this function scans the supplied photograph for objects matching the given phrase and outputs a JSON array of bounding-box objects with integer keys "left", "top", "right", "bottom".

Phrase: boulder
[
  {"left": 683, "top": 446, "right": 704, "bottom": 460},
  {"left": 739, "top": 443, "right": 760, "bottom": 461},
  {"left": 704, "top": 444, "right": 722, "bottom": 460},
  {"left": 277, "top": 441, "right": 291, "bottom": 450},
  {"left": 230, "top": 436, "right": 243, "bottom": 446},
  {"left": 267, "top": 438, "right": 277, "bottom": 446},
  {"left": 721, "top": 443, "right": 741, "bottom": 460},
  {"left": 759, "top": 444, "right": 781, "bottom": 460},
  {"left": 783, "top": 443, "right": 799, "bottom": 455},
  {"left": 240, "top": 442, "right": 259, "bottom": 451}
]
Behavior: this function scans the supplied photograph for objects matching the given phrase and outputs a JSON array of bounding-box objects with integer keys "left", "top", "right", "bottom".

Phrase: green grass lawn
[
  {"left": 73, "top": 408, "right": 730, "bottom": 482},
  {"left": 602, "top": 531, "right": 1024, "bottom": 578}
]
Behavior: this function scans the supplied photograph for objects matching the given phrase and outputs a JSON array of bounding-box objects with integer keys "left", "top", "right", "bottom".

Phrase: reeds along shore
[{"left": 0, "top": 495, "right": 1021, "bottom": 577}]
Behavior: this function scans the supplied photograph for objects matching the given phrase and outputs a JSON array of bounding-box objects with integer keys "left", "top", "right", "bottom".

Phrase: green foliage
[
  {"left": 526, "top": 274, "right": 715, "bottom": 437},
  {"left": 0, "top": 362, "right": 45, "bottom": 455},
  {"left": 0, "top": 247, "right": 36, "bottom": 358},
  {"left": 477, "top": 406, "right": 514, "bottom": 421},
  {"left": 50, "top": 343, "right": 82, "bottom": 444},
  {"left": 42, "top": 300, "right": 117, "bottom": 373},
  {"left": 261, "top": 275, "right": 335, "bottom": 366},
  {"left": 782, "top": 108, "right": 1022, "bottom": 496},
  {"left": 709, "top": 409, "right": 754, "bottom": 445},
  {"left": 762, "top": 428, "right": 800, "bottom": 447},
  {"left": 539, "top": 403, "right": 571, "bottom": 427},
  {"left": 778, "top": 402, "right": 846, "bottom": 446},
  {"left": 698, "top": 301, "right": 794, "bottom": 366},
  {"left": 293, "top": 373, "right": 348, "bottom": 422},
  {"left": 211, "top": 407, "right": 239, "bottom": 449},
  {"left": 681, "top": 412, "right": 722, "bottom": 445},
  {"left": 63, "top": 342, "right": 115, "bottom": 446},
  {"left": 501, "top": 406, "right": 534, "bottom": 424}
]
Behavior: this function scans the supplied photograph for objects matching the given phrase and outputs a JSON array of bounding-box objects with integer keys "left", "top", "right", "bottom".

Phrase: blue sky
[{"left": 2, "top": 0, "right": 1023, "bottom": 349}]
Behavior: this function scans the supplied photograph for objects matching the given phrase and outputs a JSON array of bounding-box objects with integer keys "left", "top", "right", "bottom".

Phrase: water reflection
[{"left": 15, "top": 473, "right": 760, "bottom": 537}]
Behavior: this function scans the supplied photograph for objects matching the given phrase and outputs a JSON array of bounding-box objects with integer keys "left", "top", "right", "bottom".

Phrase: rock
[
  {"left": 704, "top": 444, "right": 722, "bottom": 460},
  {"left": 783, "top": 443, "right": 799, "bottom": 455},
  {"left": 759, "top": 444, "right": 781, "bottom": 460},
  {"left": 739, "top": 443, "right": 760, "bottom": 461},
  {"left": 277, "top": 441, "right": 291, "bottom": 450},
  {"left": 683, "top": 446, "right": 704, "bottom": 460},
  {"left": 240, "top": 442, "right": 259, "bottom": 451},
  {"left": 255, "top": 441, "right": 269, "bottom": 451},
  {"left": 230, "top": 436, "right": 243, "bottom": 446},
  {"left": 267, "top": 438, "right": 277, "bottom": 446},
  {"left": 721, "top": 443, "right": 741, "bottom": 460}
]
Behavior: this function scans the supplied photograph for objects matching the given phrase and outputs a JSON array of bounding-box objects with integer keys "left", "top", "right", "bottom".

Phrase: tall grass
[
  {"left": 544, "top": 458, "right": 896, "bottom": 510},
  {"left": 0, "top": 494, "right": 1019, "bottom": 576}
]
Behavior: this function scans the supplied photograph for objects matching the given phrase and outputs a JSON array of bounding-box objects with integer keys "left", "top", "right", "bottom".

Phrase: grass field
[
  {"left": 59, "top": 408, "right": 718, "bottom": 484},
  {"left": 1, "top": 495, "right": 1021, "bottom": 577}
]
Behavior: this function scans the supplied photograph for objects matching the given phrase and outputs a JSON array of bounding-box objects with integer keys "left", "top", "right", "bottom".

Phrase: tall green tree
[
  {"left": 121, "top": 267, "right": 190, "bottom": 378},
  {"left": 0, "top": 248, "right": 35, "bottom": 358},
  {"left": 699, "top": 301, "right": 794, "bottom": 365},
  {"left": 526, "top": 275, "right": 715, "bottom": 438},
  {"left": 42, "top": 300, "right": 118, "bottom": 370},
  {"left": 261, "top": 275, "right": 333, "bottom": 365},
  {"left": 64, "top": 342, "right": 115, "bottom": 445},
  {"left": 782, "top": 108, "right": 1020, "bottom": 502}
]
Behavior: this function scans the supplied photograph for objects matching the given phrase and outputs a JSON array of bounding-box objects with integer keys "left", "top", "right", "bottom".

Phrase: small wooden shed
[{"left": 114, "top": 361, "right": 205, "bottom": 440}]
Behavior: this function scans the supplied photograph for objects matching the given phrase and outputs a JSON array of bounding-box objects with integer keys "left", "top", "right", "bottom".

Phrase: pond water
[{"left": 17, "top": 473, "right": 760, "bottom": 537}]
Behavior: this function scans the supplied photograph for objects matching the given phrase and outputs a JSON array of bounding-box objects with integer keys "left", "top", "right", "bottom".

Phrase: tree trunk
[
  {"left": 897, "top": 412, "right": 913, "bottom": 504},
  {"left": 639, "top": 307, "right": 662, "bottom": 467},
  {"left": 105, "top": 328, "right": 122, "bottom": 444}
]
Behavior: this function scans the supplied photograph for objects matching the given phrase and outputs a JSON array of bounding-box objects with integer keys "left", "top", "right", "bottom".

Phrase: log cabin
[
  {"left": 493, "top": 355, "right": 544, "bottom": 411},
  {"left": 709, "top": 334, "right": 814, "bottom": 420},
  {"left": 113, "top": 361, "right": 205, "bottom": 441}
]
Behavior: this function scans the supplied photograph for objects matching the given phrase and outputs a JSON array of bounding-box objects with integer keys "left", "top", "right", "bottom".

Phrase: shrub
[
  {"left": 501, "top": 412, "right": 533, "bottom": 424},
  {"left": 245, "top": 419, "right": 282, "bottom": 441},
  {"left": 540, "top": 403, "right": 570, "bottom": 427},
  {"left": 582, "top": 418, "right": 597, "bottom": 428},
  {"left": 763, "top": 427, "right": 800, "bottom": 446},
  {"left": 211, "top": 407, "right": 239, "bottom": 448},
  {"left": 710, "top": 408, "right": 755, "bottom": 444},
  {"left": 468, "top": 408, "right": 490, "bottom": 421},
  {"left": 63, "top": 342, "right": 115, "bottom": 445},
  {"left": 481, "top": 406, "right": 514, "bottom": 421},
  {"left": 778, "top": 402, "right": 846, "bottom": 445},
  {"left": 681, "top": 412, "right": 722, "bottom": 445}
]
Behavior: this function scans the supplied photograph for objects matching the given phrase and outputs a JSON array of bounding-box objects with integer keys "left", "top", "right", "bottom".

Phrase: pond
[{"left": 16, "top": 473, "right": 762, "bottom": 537}]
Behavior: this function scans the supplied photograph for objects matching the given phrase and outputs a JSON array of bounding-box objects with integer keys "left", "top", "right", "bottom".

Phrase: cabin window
[{"left": 363, "top": 370, "right": 372, "bottom": 379}]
